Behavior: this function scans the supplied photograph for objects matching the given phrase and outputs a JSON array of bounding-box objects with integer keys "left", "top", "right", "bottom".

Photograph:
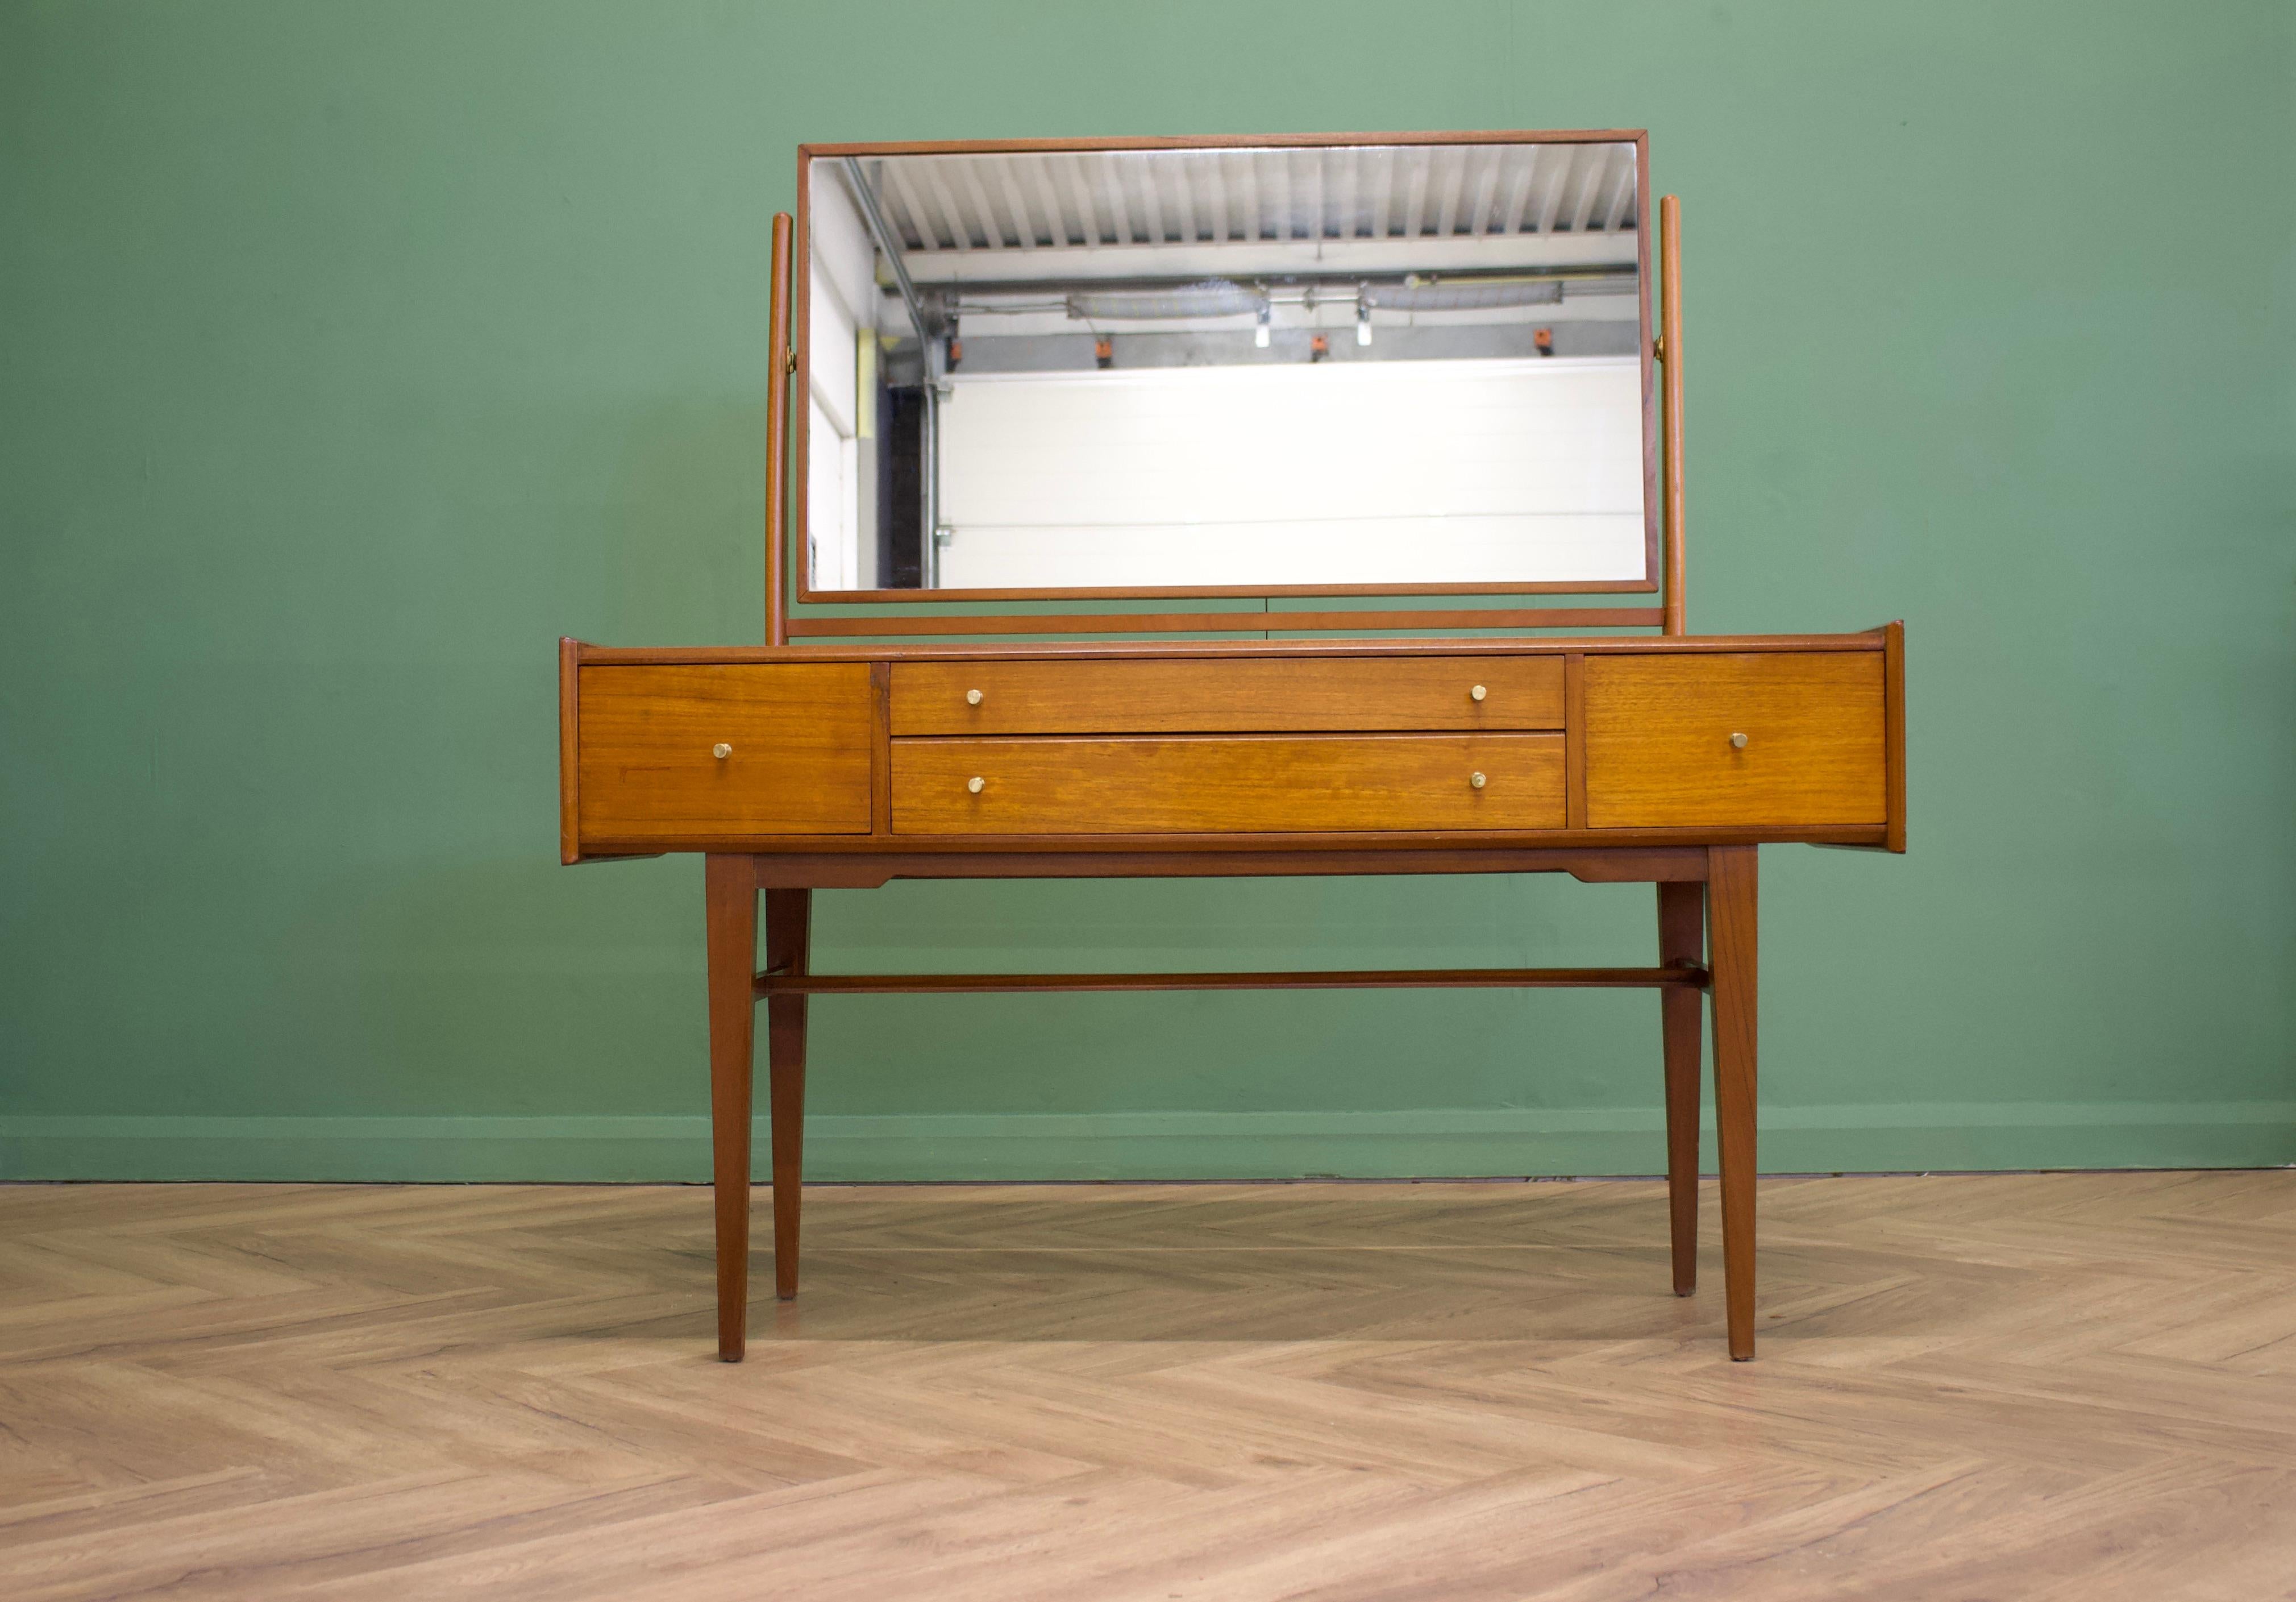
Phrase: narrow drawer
[
  {"left": 1583, "top": 653, "right": 1886, "bottom": 828},
  {"left": 893, "top": 733, "right": 1565, "bottom": 835},
  {"left": 891, "top": 657, "right": 1564, "bottom": 736},
  {"left": 577, "top": 664, "right": 872, "bottom": 842}
]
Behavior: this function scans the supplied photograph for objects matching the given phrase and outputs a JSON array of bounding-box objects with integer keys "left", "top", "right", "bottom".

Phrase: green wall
[{"left": 4, "top": 1, "right": 2291, "bottom": 1181}]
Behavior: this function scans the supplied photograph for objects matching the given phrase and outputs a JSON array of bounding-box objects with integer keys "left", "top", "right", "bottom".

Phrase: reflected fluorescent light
[
  {"left": 1067, "top": 281, "right": 1267, "bottom": 321},
  {"left": 1254, "top": 306, "right": 1271, "bottom": 348},
  {"left": 1356, "top": 300, "right": 1372, "bottom": 346},
  {"left": 1365, "top": 279, "right": 1565, "bottom": 312}
]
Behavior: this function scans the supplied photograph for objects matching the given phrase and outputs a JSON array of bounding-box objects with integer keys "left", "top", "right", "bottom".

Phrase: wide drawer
[
  {"left": 577, "top": 663, "right": 872, "bottom": 842},
  {"left": 892, "top": 733, "right": 1565, "bottom": 835},
  {"left": 891, "top": 657, "right": 1564, "bottom": 736},
  {"left": 1583, "top": 653, "right": 1886, "bottom": 827}
]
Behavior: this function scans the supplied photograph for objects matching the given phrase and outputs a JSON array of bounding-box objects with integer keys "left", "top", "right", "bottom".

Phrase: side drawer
[
  {"left": 891, "top": 657, "right": 1564, "bottom": 736},
  {"left": 1583, "top": 653, "right": 1886, "bottom": 828},
  {"left": 576, "top": 663, "right": 872, "bottom": 844},
  {"left": 892, "top": 734, "right": 1565, "bottom": 835}
]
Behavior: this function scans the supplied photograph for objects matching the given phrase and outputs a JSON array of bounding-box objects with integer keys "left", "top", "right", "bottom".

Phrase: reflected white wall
[
  {"left": 934, "top": 356, "right": 1644, "bottom": 590},
  {"left": 806, "top": 171, "right": 875, "bottom": 590}
]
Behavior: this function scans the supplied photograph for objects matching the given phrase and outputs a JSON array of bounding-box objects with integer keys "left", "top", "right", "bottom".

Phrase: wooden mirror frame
[{"left": 767, "top": 131, "right": 1684, "bottom": 642}]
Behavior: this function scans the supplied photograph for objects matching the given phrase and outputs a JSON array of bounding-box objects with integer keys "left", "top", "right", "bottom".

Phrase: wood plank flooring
[{"left": 2, "top": 1173, "right": 2293, "bottom": 1600}]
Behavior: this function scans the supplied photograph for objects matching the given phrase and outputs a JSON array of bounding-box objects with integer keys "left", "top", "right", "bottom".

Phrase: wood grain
[
  {"left": 789, "top": 608, "right": 1665, "bottom": 637},
  {"left": 565, "top": 637, "right": 1894, "bottom": 853},
  {"left": 891, "top": 657, "right": 1565, "bottom": 736},
  {"left": 1883, "top": 619, "right": 1907, "bottom": 852},
  {"left": 891, "top": 734, "right": 1566, "bottom": 835},
  {"left": 558, "top": 636, "right": 581, "bottom": 865},
  {"left": 576, "top": 633, "right": 1885, "bottom": 664},
  {"left": 4, "top": 1173, "right": 2293, "bottom": 1601},
  {"left": 795, "top": 582, "right": 1661, "bottom": 603},
  {"left": 1583, "top": 652, "right": 1886, "bottom": 828},
  {"left": 1563, "top": 652, "right": 1588, "bottom": 828},
  {"left": 791, "top": 131, "right": 1661, "bottom": 612},
  {"left": 868, "top": 661, "right": 892, "bottom": 835},
  {"left": 752, "top": 966, "right": 1706, "bottom": 995},
  {"left": 764, "top": 213, "right": 792, "bottom": 647},
  {"left": 590, "top": 824, "right": 1886, "bottom": 857},
  {"left": 1657, "top": 878, "right": 1705, "bottom": 1297},
  {"left": 1660, "top": 193, "right": 1686, "bottom": 636},
  {"left": 576, "top": 664, "right": 873, "bottom": 843},
  {"left": 764, "top": 889, "right": 811, "bottom": 1305},
  {"left": 1634, "top": 142, "right": 1661, "bottom": 604},
  {"left": 703, "top": 854, "right": 756, "bottom": 1362},
  {"left": 744, "top": 846, "right": 1715, "bottom": 885},
  {"left": 1707, "top": 844, "right": 1759, "bottom": 1361},
  {"left": 805, "top": 128, "right": 1648, "bottom": 158}
]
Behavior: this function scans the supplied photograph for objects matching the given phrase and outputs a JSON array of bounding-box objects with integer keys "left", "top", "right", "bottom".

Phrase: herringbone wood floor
[{"left": 2, "top": 1173, "right": 2293, "bottom": 1600}]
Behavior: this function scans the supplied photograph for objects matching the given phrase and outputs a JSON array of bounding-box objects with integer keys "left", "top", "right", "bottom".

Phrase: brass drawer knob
[
  {"left": 967, "top": 776, "right": 985, "bottom": 794},
  {"left": 1469, "top": 771, "right": 1487, "bottom": 789},
  {"left": 1470, "top": 683, "right": 1487, "bottom": 702},
  {"left": 966, "top": 688, "right": 984, "bottom": 705},
  {"left": 1730, "top": 732, "right": 1749, "bottom": 749},
  {"left": 712, "top": 743, "right": 732, "bottom": 760}
]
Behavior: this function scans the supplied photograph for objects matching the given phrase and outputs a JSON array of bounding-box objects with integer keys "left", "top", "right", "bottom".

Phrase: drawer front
[
  {"left": 577, "top": 664, "right": 872, "bottom": 841},
  {"left": 893, "top": 734, "right": 1564, "bottom": 835},
  {"left": 1584, "top": 653, "right": 1886, "bottom": 828},
  {"left": 891, "top": 657, "right": 1564, "bottom": 736}
]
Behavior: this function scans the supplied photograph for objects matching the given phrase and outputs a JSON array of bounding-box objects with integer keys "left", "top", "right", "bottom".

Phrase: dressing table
[{"left": 556, "top": 132, "right": 1906, "bottom": 1362}]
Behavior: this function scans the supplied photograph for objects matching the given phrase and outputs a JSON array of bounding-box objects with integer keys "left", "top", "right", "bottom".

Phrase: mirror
[{"left": 799, "top": 136, "right": 1649, "bottom": 597}]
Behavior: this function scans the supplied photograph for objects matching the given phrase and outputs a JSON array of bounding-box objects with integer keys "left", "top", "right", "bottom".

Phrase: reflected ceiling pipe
[{"left": 840, "top": 157, "right": 941, "bottom": 339}]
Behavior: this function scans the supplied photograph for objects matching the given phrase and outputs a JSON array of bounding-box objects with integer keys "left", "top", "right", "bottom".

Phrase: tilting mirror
[{"left": 798, "top": 136, "right": 1651, "bottom": 597}]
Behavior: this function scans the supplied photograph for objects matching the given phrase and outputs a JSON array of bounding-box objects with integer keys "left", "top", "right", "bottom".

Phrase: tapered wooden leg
[
  {"left": 764, "top": 888, "right": 813, "bottom": 1302},
  {"left": 1707, "top": 845, "right": 1759, "bottom": 1360},
  {"left": 1658, "top": 880, "right": 1706, "bottom": 1298},
  {"left": 704, "top": 855, "right": 759, "bottom": 1362}
]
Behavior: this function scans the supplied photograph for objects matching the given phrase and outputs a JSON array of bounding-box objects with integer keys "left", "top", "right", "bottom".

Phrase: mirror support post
[
  {"left": 766, "top": 211, "right": 793, "bottom": 646},
  {"left": 1660, "top": 194, "right": 1686, "bottom": 636}
]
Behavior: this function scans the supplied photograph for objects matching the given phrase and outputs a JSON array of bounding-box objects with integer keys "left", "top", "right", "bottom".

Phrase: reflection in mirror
[{"left": 803, "top": 140, "right": 1645, "bottom": 594}]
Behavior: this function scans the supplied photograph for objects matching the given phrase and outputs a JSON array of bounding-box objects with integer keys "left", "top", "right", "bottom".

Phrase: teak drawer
[
  {"left": 576, "top": 663, "right": 872, "bottom": 842},
  {"left": 1583, "top": 653, "right": 1886, "bottom": 828},
  {"left": 892, "top": 734, "right": 1565, "bottom": 835},
  {"left": 891, "top": 657, "right": 1565, "bottom": 736}
]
